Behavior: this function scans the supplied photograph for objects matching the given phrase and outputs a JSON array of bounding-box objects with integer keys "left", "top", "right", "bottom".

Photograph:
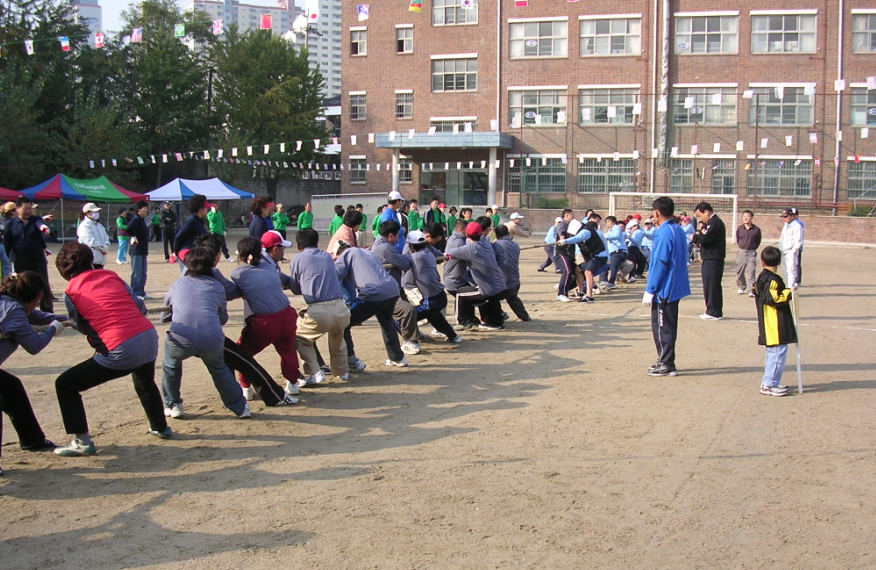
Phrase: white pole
[{"left": 790, "top": 291, "right": 803, "bottom": 394}]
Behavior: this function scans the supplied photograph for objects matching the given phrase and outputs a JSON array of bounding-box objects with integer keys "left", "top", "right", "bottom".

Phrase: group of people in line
[{"left": 0, "top": 191, "right": 806, "bottom": 476}]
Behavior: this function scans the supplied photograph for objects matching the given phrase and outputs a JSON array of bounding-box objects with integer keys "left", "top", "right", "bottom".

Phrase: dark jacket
[
  {"left": 693, "top": 214, "right": 726, "bottom": 260},
  {"left": 174, "top": 214, "right": 208, "bottom": 253},
  {"left": 159, "top": 208, "right": 177, "bottom": 230},
  {"left": 754, "top": 268, "right": 797, "bottom": 347},
  {"left": 4, "top": 216, "right": 48, "bottom": 258},
  {"left": 127, "top": 215, "right": 150, "bottom": 256},
  {"left": 249, "top": 215, "right": 269, "bottom": 240}
]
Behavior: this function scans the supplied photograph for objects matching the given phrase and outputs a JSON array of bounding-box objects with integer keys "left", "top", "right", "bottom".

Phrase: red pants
[{"left": 236, "top": 306, "right": 299, "bottom": 388}]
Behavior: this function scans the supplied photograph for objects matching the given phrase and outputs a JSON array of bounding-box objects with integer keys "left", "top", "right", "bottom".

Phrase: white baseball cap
[
  {"left": 81, "top": 202, "right": 101, "bottom": 213},
  {"left": 554, "top": 217, "right": 563, "bottom": 223},
  {"left": 491, "top": 204, "right": 499, "bottom": 209},
  {"left": 388, "top": 191, "right": 403, "bottom": 201},
  {"left": 406, "top": 230, "right": 427, "bottom": 244},
  {"left": 510, "top": 212, "right": 524, "bottom": 220}
]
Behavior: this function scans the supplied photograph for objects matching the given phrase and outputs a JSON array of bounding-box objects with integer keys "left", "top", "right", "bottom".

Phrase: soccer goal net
[{"left": 608, "top": 192, "right": 738, "bottom": 243}]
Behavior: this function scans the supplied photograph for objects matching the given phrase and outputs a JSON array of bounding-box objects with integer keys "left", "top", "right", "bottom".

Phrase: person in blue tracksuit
[{"left": 642, "top": 197, "right": 691, "bottom": 377}]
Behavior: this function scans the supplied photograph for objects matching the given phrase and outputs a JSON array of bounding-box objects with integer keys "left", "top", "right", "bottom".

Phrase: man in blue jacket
[{"left": 642, "top": 197, "right": 691, "bottom": 377}]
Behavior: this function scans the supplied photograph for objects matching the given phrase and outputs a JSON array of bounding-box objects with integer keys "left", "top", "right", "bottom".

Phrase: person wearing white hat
[
  {"left": 503, "top": 212, "right": 531, "bottom": 240},
  {"left": 77, "top": 203, "right": 110, "bottom": 269},
  {"left": 402, "top": 230, "right": 462, "bottom": 343},
  {"left": 537, "top": 217, "right": 563, "bottom": 273},
  {"left": 379, "top": 191, "right": 407, "bottom": 253},
  {"left": 490, "top": 205, "right": 500, "bottom": 230}
]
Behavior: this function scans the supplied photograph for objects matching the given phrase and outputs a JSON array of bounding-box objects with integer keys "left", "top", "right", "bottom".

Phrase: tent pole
[{"left": 61, "top": 200, "right": 64, "bottom": 240}]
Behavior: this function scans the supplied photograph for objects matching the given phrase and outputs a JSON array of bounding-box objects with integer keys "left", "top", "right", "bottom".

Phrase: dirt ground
[{"left": 1, "top": 229, "right": 874, "bottom": 569}]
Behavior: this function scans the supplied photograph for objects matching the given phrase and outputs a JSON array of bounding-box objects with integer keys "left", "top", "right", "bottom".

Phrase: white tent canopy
[{"left": 146, "top": 178, "right": 255, "bottom": 201}]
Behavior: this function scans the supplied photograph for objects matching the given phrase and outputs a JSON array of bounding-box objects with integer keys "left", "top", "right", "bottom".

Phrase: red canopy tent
[{"left": 0, "top": 186, "right": 24, "bottom": 202}]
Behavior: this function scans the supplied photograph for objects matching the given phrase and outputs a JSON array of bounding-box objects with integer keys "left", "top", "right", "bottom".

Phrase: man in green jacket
[
  {"left": 328, "top": 204, "right": 344, "bottom": 236},
  {"left": 407, "top": 199, "right": 422, "bottom": 231},
  {"left": 372, "top": 205, "right": 384, "bottom": 238},
  {"left": 206, "top": 204, "right": 231, "bottom": 261},
  {"left": 297, "top": 202, "right": 313, "bottom": 230},
  {"left": 271, "top": 203, "right": 289, "bottom": 240}
]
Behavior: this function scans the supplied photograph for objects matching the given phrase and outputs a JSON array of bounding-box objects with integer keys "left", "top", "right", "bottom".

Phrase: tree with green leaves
[{"left": 209, "top": 26, "right": 328, "bottom": 197}]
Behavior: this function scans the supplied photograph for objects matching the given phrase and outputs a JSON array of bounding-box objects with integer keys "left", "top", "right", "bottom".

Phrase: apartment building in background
[
  {"left": 340, "top": 0, "right": 876, "bottom": 211},
  {"left": 73, "top": 0, "right": 102, "bottom": 35}
]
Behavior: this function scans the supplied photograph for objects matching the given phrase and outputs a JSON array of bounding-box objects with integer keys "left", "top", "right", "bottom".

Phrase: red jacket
[{"left": 65, "top": 270, "right": 153, "bottom": 353}]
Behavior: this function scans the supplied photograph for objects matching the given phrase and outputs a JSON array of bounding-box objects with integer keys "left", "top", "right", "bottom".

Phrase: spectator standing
[
  {"left": 407, "top": 199, "right": 423, "bottom": 232},
  {"left": 4, "top": 197, "right": 54, "bottom": 312},
  {"left": 248, "top": 196, "right": 270, "bottom": 240},
  {"left": 159, "top": 202, "right": 177, "bottom": 261},
  {"left": 504, "top": 213, "right": 531, "bottom": 240},
  {"left": 174, "top": 195, "right": 210, "bottom": 273},
  {"left": 692, "top": 202, "right": 726, "bottom": 320},
  {"left": 150, "top": 207, "right": 162, "bottom": 242},
  {"left": 327, "top": 204, "right": 344, "bottom": 236},
  {"left": 271, "top": 204, "right": 289, "bottom": 241},
  {"left": 115, "top": 207, "right": 130, "bottom": 264},
  {"left": 127, "top": 200, "right": 151, "bottom": 299},
  {"left": 297, "top": 202, "right": 314, "bottom": 230},
  {"left": 779, "top": 207, "right": 804, "bottom": 290},
  {"left": 76, "top": 203, "right": 110, "bottom": 269},
  {"left": 380, "top": 192, "right": 407, "bottom": 253},
  {"left": 206, "top": 203, "right": 231, "bottom": 261},
  {"left": 735, "top": 210, "right": 762, "bottom": 297}
]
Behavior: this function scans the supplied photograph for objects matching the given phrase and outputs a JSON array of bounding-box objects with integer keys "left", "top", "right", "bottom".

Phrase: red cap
[
  {"left": 632, "top": 213, "right": 643, "bottom": 219},
  {"left": 205, "top": 202, "right": 217, "bottom": 209},
  {"left": 260, "top": 230, "right": 291, "bottom": 249},
  {"left": 465, "top": 221, "right": 483, "bottom": 239}
]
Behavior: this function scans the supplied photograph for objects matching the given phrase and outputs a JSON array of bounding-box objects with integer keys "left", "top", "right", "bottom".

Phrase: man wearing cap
[
  {"left": 625, "top": 218, "right": 644, "bottom": 281},
  {"left": 446, "top": 222, "right": 507, "bottom": 330},
  {"left": 289, "top": 229, "right": 351, "bottom": 384},
  {"left": 493, "top": 225, "right": 530, "bottom": 321},
  {"left": 504, "top": 213, "right": 531, "bottom": 240},
  {"left": 443, "top": 218, "right": 471, "bottom": 300},
  {"left": 538, "top": 217, "right": 563, "bottom": 272},
  {"left": 207, "top": 203, "right": 231, "bottom": 261},
  {"left": 490, "top": 205, "right": 500, "bottom": 230},
  {"left": 173, "top": 194, "right": 210, "bottom": 274},
  {"left": 159, "top": 202, "right": 177, "bottom": 261},
  {"left": 403, "top": 229, "right": 462, "bottom": 342},
  {"left": 779, "top": 207, "right": 804, "bottom": 290},
  {"left": 372, "top": 219, "right": 423, "bottom": 355},
  {"left": 77, "top": 203, "right": 109, "bottom": 270},
  {"left": 380, "top": 191, "right": 407, "bottom": 253},
  {"left": 692, "top": 201, "right": 727, "bottom": 320},
  {"left": 735, "top": 210, "right": 761, "bottom": 297},
  {"left": 5, "top": 197, "right": 54, "bottom": 311}
]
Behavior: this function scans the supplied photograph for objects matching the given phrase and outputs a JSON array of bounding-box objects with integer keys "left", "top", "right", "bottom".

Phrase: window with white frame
[
  {"left": 577, "top": 159, "right": 635, "bottom": 193},
  {"left": 433, "top": 0, "right": 477, "bottom": 26},
  {"left": 579, "top": 17, "right": 641, "bottom": 56},
  {"left": 395, "top": 92, "right": 413, "bottom": 120},
  {"left": 349, "top": 93, "right": 366, "bottom": 120},
  {"left": 749, "top": 87, "right": 813, "bottom": 125},
  {"left": 509, "top": 89, "right": 567, "bottom": 126},
  {"left": 848, "top": 161, "right": 876, "bottom": 199},
  {"left": 751, "top": 14, "right": 816, "bottom": 53},
  {"left": 850, "top": 87, "right": 876, "bottom": 126},
  {"left": 670, "top": 159, "right": 694, "bottom": 193},
  {"left": 853, "top": 14, "right": 876, "bottom": 53},
  {"left": 350, "top": 158, "right": 366, "bottom": 183},
  {"left": 396, "top": 27, "right": 413, "bottom": 53},
  {"left": 711, "top": 160, "right": 735, "bottom": 194},
  {"left": 350, "top": 30, "right": 366, "bottom": 56},
  {"left": 431, "top": 58, "right": 477, "bottom": 92},
  {"left": 429, "top": 119, "right": 477, "bottom": 132},
  {"left": 509, "top": 20, "right": 568, "bottom": 58},
  {"left": 673, "top": 87, "right": 737, "bottom": 124},
  {"left": 399, "top": 158, "right": 413, "bottom": 183},
  {"left": 507, "top": 158, "right": 566, "bottom": 193},
  {"left": 579, "top": 87, "right": 638, "bottom": 124},
  {"left": 748, "top": 159, "right": 812, "bottom": 197},
  {"left": 675, "top": 15, "right": 738, "bottom": 54}
]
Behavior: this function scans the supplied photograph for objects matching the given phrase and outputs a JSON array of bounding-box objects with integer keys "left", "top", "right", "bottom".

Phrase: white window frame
[
  {"left": 507, "top": 157, "right": 567, "bottom": 194},
  {"left": 509, "top": 18, "right": 568, "bottom": 59},
  {"left": 429, "top": 116, "right": 478, "bottom": 132},
  {"left": 747, "top": 159, "right": 812, "bottom": 197},
  {"left": 674, "top": 13, "right": 738, "bottom": 54},
  {"left": 396, "top": 25, "right": 413, "bottom": 54},
  {"left": 350, "top": 157, "right": 366, "bottom": 184},
  {"left": 711, "top": 159, "right": 736, "bottom": 194},
  {"left": 848, "top": 160, "right": 876, "bottom": 199},
  {"left": 577, "top": 158, "right": 636, "bottom": 193},
  {"left": 349, "top": 92, "right": 366, "bottom": 121},
  {"left": 751, "top": 12, "right": 817, "bottom": 54},
  {"left": 395, "top": 90, "right": 413, "bottom": 120},
  {"left": 579, "top": 14, "right": 641, "bottom": 57},
  {"left": 432, "top": 0, "right": 477, "bottom": 27},
  {"left": 850, "top": 85, "right": 876, "bottom": 126},
  {"left": 430, "top": 56, "right": 478, "bottom": 93},
  {"left": 669, "top": 159, "right": 695, "bottom": 193},
  {"left": 508, "top": 87, "right": 568, "bottom": 126},
  {"left": 399, "top": 157, "right": 413, "bottom": 183},
  {"left": 672, "top": 85, "right": 738, "bottom": 125},
  {"left": 852, "top": 13, "right": 876, "bottom": 53},
  {"left": 748, "top": 85, "right": 814, "bottom": 126},
  {"left": 578, "top": 85, "right": 640, "bottom": 125},
  {"left": 350, "top": 28, "right": 367, "bottom": 56}
]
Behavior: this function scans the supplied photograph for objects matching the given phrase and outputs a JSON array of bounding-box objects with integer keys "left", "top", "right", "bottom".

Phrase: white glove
[
  {"left": 130, "top": 237, "right": 138, "bottom": 244},
  {"left": 642, "top": 292, "right": 654, "bottom": 307},
  {"left": 50, "top": 320, "right": 65, "bottom": 337},
  {"left": 558, "top": 238, "right": 566, "bottom": 245}
]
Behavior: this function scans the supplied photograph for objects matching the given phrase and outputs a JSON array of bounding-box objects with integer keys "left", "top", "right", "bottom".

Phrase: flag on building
[
  {"left": 409, "top": 0, "right": 422, "bottom": 12},
  {"left": 24, "top": 40, "right": 34, "bottom": 55},
  {"left": 95, "top": 32, "right": 104, "bottom": 48},
  {"left": 461, "top": 0, "right": 473, "bottom": 8},
  {"left": 515, "top": 0, "right": 528, "bottom": 6},
  {"left": 213, "top": 19, "right": 224, "bottom": 35},
  {"left": 260, "top": 14, "right": 272, "bottom": 29},
  {"left": 59, "top": 37, "right": 70, "bottom": 52},
  {"left": 174, "top": 24, "right": 186, "bottom": 37},
  {"left": 357, "top": 5, "right": 369, "bottom": 21},
  {"left": 131, "top": 28, "right": 143, "bottom": 43}
]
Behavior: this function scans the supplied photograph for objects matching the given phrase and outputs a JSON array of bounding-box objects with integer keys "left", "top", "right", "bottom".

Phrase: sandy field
[{"left": 1, "top": 228, "right": 874, "bottom": 569}]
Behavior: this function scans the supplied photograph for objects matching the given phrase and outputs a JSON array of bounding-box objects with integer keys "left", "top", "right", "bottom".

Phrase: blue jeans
[
  {"left": 762, "top": 345, "right": 788, "bottom": 388},
  {"left": 161, "top": 342, "right": 247, "bottom": 415},
  {"left": 608, "top": 251, "right": 628, "bottom": 284},
  {"left": 116, "top": 239, "right": 129, "bottom": 263},
  {"left": 130, "top": 254, "right": 147, "bottom": 297}
]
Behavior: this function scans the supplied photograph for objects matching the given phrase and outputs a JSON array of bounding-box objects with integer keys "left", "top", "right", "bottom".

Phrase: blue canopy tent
[{"left": 146, "top": 178, "right": 255, "bottom": 201}]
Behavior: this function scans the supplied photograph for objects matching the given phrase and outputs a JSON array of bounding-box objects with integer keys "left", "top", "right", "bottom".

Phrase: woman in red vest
[{"left": 52, "top": 243, "right": 170, "bottom": 457}]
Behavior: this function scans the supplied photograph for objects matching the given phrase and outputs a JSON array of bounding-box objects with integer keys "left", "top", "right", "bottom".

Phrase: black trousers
[
  {"left": 222, "top": 337, "right": 286, "bottom": 405},
  {"left": 0, "top": 369, "right": 48, "bottom": 456},
  {"left": 162, "top": 227, "right": 176, "bottom": 260},
  {"left": 701, "top": 259, "right": 725, "bottom": 318},
  {"left": 422, "top": 292, "right": 458, "bottom": 339},
  {"left": 455, "top": 286, "right": 505, "bottom": 327},
  {"left": 213, "top": 232, "right": 230, "bottom": 258},
  {"left": 344, "top": 296, "right": 404, "bottom": 362},
  {"left": 502, "top": 284, "right": 529, "bottom": 320},
  {"left": 608, "top": 251, "right": 628, "bottom": 284},
  {"left": 556, "top": 251, "right": 575, "bottom": 294},
  {"left": 13, "top": 254, "right": 52, "bottom": 313},
  {"left": 651, "top": 300, "right": 680, "bottom": 368},
  {"left": 151, "top": 225, "right": 162, "bottom": 242},
  {"left": 55, "top": 358, "right": 166, "bottom": 435},
  {"left": 628, "top": 246, "right": 646, "bottom": 277}
]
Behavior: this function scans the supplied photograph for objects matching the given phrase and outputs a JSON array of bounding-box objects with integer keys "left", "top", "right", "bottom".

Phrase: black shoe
[
  {"left": 578, "top": 296, "right": 594, "bottom": 304},
  {"left": 537, "top": 267, "right": 547, "bottom": 272},
  {"left": 22, "top": 439, "right": 56, "bottom": 452},
  {"left": 648, "top": 363, "right": 677, "bottom": 377},
  {"left": 520, "top": 315, "right": 532, "bottom": 322}
]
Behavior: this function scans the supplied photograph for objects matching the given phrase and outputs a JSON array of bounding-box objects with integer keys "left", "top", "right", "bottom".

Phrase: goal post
[{"left": 608, "top": 192, "right": 738, "bottom": 243}]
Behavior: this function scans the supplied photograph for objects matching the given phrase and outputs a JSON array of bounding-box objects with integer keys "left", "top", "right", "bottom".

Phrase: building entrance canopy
[{"left": 374, "top": 132, "right": 515, "bottom": 151}]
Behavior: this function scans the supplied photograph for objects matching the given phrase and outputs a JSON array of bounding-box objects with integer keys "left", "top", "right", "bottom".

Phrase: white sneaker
[
  {"left": 302, "top": 370, "right": 326, "bottom": 385},
  {"left": 168, "top": 403, "right": 184, "bottom": 418},
  {"left": 242, "top": 386, "right": 256, "bottom": 401},
  {"left": 401, "top": 341, "right": 421, "bottom": 355},
  {"left": 384, "top": 356, "right": 408, "bottom": 367},
  {"left": 737, "top": 288, "right": 746, "bottom": 294},
  {"left": 699, "top": 314, "right": 722, "bottom": 321},
  {"left": 238, "top": 403, "right": 251, "bottom": 419},
  {"left": 602, "top": 283, "right": 617, "bottom": 290},
  {"left": 284, "top": 380, "right": 300, "bottom": 396},
  {"left": 557, "top": 295, "right": 570, "bottom": 302},
  {"left": 449, "top": 335, "right": 463, "bottom": 344},
  {"left": 339, "top": 373, "right": 349, "bottom": 381},
  {"left": 225, "top": 256, "right": 234, "bottom": 263},
  {"left": 429, "top": 329, "right": 448, "bottom": 340},
  {"left": 350, "top": 358, "right": 366, "bottom": 372}
]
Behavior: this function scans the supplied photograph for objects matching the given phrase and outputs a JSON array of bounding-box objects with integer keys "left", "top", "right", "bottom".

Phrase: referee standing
[{"left": 692, "top": 202, "right": 726, "bottom": 321}]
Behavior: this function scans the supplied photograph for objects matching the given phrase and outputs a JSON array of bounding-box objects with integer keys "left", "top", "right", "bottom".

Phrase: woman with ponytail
[
  {"left": 229, "top": 237, "right": 300, "bottom": 400},
  {"left": 0, "top": 271, "right": 67, "bottom": 475},
  {"left": 52, "top": 243, "right": 170, "bottom": 457}
]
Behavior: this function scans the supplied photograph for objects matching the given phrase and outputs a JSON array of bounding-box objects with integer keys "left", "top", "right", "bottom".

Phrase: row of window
[
  {"left": 350, "top": 13, "right": 876, "bottom": 57},
  {"left": 348, "top": 87, "right": 876, "bottom": 127}
]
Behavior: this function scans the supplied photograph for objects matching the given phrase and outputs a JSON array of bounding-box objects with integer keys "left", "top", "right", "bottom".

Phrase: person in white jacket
[
  {"left": 778, "top": 207, "right": 804, "bottom": 290},
  {"left": 77, "top": 203, "right": 110, "bottom": 269}
]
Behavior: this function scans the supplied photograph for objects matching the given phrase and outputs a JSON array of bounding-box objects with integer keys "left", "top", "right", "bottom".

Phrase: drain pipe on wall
[
  {"left": 492, "top": 0, "right": 502, "bottom": 209},
  {"left": 832, "top": 0, "right": 844, "bottom": 214},
  {"left": 649, "top": 0, "right": 659, "bottom": 194}
]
